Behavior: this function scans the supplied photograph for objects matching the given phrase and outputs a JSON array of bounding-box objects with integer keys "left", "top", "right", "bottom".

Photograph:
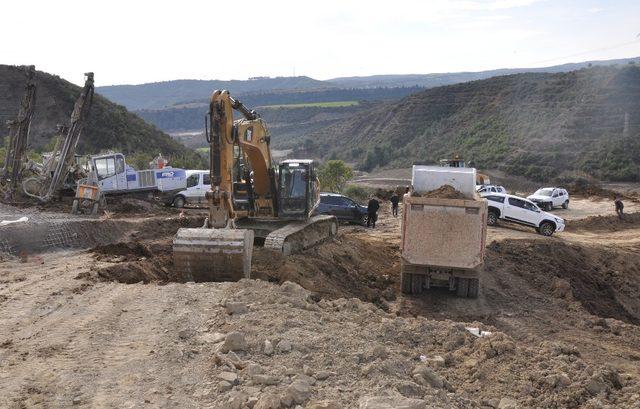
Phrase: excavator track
[{"left": 264, "top": 215, "right": 338, "bottom": 256}]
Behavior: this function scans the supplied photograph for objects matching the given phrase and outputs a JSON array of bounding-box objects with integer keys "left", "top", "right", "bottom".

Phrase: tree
[{"left": 318, "top": 160, "right": 353, "bottom": 193}]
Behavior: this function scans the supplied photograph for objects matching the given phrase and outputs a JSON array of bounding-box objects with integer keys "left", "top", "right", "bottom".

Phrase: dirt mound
[
  {"left": 485, "top": 239, "right": 640, "bottom": 325},
  {"left": 413, "top": 185, "right": 468, "bottom": 199},
  {"left": 91, "top": 230, "right": 400, "bottom": 307},
  {"left": 567, "top": 212, "right": 640, "bottom": 232}
]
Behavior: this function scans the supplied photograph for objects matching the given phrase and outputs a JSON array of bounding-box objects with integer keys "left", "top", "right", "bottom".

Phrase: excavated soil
[
  {"left": 413, "top": 185, "right": 468, "bottom": 199},
  {"left": 3, "top": 199, "right": 640, "bottom": 407}
]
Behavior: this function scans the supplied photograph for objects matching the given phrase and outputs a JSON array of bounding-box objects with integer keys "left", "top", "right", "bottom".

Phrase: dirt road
[{"left": 1, "top": 197, "right": 639, "bottom": 408}]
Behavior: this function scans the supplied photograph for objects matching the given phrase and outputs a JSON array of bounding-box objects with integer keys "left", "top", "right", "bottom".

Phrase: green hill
[
  {"left": 0, "top": 65, "right": 204, "bottom": 168},
  {"left": 306, "top": 65, "right": 640, "bottom": 182}
]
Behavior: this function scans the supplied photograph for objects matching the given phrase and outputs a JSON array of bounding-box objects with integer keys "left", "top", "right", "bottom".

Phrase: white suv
[
  {"left": 527, "top": 187, "right": 569, "bottom": 211},
  {"left": 484, "top": 193, "right": 565, "bottom": 236},
  {"left": 477, "top": 185, "right": 506, "bottom": 194}
]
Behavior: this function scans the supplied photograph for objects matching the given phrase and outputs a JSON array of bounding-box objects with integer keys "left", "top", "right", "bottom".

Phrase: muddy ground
[{"left": 1, "top": 197, "right": 639, "bottom": 408}]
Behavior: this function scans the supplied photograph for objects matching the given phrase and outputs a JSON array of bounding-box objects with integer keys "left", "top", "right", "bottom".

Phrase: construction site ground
[{"left": 1, "top": 195, "right": 640, "bottom": 408}]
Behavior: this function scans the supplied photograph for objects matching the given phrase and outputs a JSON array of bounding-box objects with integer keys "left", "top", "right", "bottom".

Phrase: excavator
[
  {"left": 172, "top": 90, "right": 337, "bottom": 282},
  {"left": 0, "top": 65, "right": 37, "bottom": 199}
]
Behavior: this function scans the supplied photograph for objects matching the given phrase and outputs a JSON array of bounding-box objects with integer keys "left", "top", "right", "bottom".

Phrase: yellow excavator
[{"left": 172, "top": 90, "right": 338, "bottom": 281}]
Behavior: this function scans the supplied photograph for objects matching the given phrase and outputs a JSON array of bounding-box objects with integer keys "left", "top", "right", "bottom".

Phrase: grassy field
[{"left": 259, "top": 100, "right": 360, "bottom": 108}]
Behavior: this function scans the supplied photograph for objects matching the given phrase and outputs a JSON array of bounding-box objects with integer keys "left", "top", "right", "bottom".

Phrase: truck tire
[
  {"left": 562, "top": 200, "right": 569, "bottom": 209},
  {"left": 173, "top": 195, "right": 185, "bottom": 208},
  {"left": 545, "top": 202, "right": 552, "bottom": 211},
  {"left": 401, "top": 273, "right": 413, "bottom": 294},
  {"left": 487, "top": 211, "right": 499, "bottom": 226},
  {"left": 539, "top": 221, "right": 555, "bottom": 236},
  {"left": 91, "top": 202, "right": 100, "bottom": 216},
  {"left": 71, "top": 199, "right": 79, "bottom": 215},
  {"left": 456, "top": 278, "right": 469, "bottom": 298},
  {"left": 411, "top": 274, "right": 423, "bottom": 294},
  {"left": 467, "top": 278, "right": 479, "bottom": 298}
]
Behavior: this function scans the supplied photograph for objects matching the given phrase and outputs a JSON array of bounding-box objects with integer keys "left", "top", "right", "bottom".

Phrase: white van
[{"left": 171, "top": 170, "right": 210, "bottom": 207}]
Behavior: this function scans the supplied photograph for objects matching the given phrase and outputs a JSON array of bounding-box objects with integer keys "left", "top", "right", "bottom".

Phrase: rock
[
  {"left": 247, "top": 363, "right": 265, "bottom": 376},
  {"left": 371, "top": 344, "right": 388, "bottom": 360},
  {"left": 497, "top": 397, "right": 518, "bottom": 409},
  {"left": 72, "top": 396, "right": 82, "bottom": 405},
  {"left": 556, "top": 373, "right": 571, "bottom": 389},
  {"left": 396, "top": 381, "right": 424, "bottom": 398},
  {"left": 246, "top": 397, "right": 259, "bottom": 409},
  {"left": 218, "top": 371, "right": 239, "bottom": 385},
  {"left": 178, "top": 329, "right": 195, "bottom": 340},
  {"left": 252, "top": 374, "right": 281, "bottom": 385},
  {"left": 222, "top": 332, "right": 247, "bottom": 352},
  {"left": 284, "top": 379, "right": 312, "bottom": 405},
  {"left": 315, "top": 370, "right": 335, "bottom": 381},
  {"left": 303, "top": 364, "right": 314, "bottom": 376},
  {"left": 217, "top": 380, "right": 233, "bottom": 392},
  {"left": 412, "top": 365, "right": 444, "bottom": 389},
  {"left": 586, "top": 378, "right": 607, "bottom": 396},
  {"left": 254, "top": 393, "right": 282, "bottom": 409},
  {"left": 277, "top": 339, "right": 292, "bottom": 353},
  {"left": 425, "top": 355, "right": 446, "bottom": 368},
  {"left": 358, "top": 396, "right": 426, "bottom": 409},
  {"left": 264, "top": 339, "right": 274, "bottom": 356},
  {"left": 227, "top": 391, "right": 249, "bottom": 409},
  {"left": 226, "top": 302, "right": 249, "bottom": 315},
  {"left": 200, "top": 332, "right": 225, "bottom": 344},
  {"left": 307, "top": 400, "right": 342, "bottom": 409},
  {"left": 292, "top": 374, "right": 316, "bottom": 386}
]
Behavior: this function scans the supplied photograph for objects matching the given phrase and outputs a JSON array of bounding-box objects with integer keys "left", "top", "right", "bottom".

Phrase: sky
[{"left": 3, "top": 0, "right": 640, "bottom": 86}]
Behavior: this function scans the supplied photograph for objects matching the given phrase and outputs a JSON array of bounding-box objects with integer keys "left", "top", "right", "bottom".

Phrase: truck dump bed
[{"left": 401, "top": 195, "right": 487, "bottom": 269}]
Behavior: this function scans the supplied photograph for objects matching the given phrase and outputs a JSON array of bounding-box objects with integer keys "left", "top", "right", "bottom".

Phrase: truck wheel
[
  {"left": 539, "top": 222, "right": 555, "bottom": 236},
  {"left": 545, "top": 202, "right": 552, "bottom": 211},
  {"left": 411, "top": 274, "right": 423, "bottom": 294},
  {"left": 71, "top": 199, "right": 79, "bottom": 215},
  {"left": 467, "top": 278, "right": 479, "bottom": 298},
  {"left": 487, "top": 211, "right": 498, "bottom": 226},
  {"left": 173, "top": 196, "right": 185, "bottom": 208},
  {"left": 91, "top": 202, "right": 100, "bottom": 216},
  {"left": 562, "top": 200, "right": 569, "bottom": 209},
  {"left": 456, "top": 278, "right": 469, "bottom": 298},
  {"left": 401, "top": 273, "right": 413, "bottom": 294}
]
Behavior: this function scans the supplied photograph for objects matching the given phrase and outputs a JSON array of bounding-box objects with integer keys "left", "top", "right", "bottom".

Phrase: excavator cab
[{"left": 277, "top": 159, "right": 320, "bottom": 220}]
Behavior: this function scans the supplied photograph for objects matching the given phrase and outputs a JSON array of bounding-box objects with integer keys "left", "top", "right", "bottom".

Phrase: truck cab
[{"left": 88, "top": 153, "right": 187, "bottom": 195}]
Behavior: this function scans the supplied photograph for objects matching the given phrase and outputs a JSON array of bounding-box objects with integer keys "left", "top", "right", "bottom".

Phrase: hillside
[
  {"left": 98, "top": 76, "right": 333, "bottom": 110},
  {"left": 0, "top": 65, "right": 203, "bottom": 167},
  {"left": 306, "top": 65, "right": 640, "bottom": 182}
]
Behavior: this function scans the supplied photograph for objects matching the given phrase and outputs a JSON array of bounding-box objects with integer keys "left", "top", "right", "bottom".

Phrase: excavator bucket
[{"left": 172, "top": 228, "right": 254, "bottom": 282}]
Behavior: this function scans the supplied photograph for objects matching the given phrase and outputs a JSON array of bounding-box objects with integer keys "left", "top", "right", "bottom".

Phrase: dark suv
[{"left": 315, "top": 193, "right": 368, "bottom": 225}]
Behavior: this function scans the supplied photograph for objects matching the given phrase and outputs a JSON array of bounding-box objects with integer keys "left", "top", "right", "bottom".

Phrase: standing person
[
  {"left": 367, "top": 196, "right": 380, "bottom": 228},
  {"left": 390, "top": 191, "right": 400, "bottom": 217},
  {"left": 615, "top": 195, "right": 624, "bottom": 220}
]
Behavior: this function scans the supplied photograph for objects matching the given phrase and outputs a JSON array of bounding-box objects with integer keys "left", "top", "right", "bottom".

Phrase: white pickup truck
[{"left": 482, "top": 193, "right": 565, "bottom": 236}]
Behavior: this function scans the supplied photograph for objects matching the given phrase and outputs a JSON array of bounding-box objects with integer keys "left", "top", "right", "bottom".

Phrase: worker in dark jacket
[
  {"left": 367, "top": 197, "right": 380, "bottom": 228},
  {"left": 390, "top": 191, "right": 400, "bottom": 217},
  {"left": 615, "top": 196, "right": 624, "bottom": 220}
]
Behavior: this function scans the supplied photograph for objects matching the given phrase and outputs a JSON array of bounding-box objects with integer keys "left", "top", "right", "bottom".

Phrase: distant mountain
[
  {"left": 327, "top": 57, "right": 640, "bottom": 88},
  {"left": 96, "top": 57, "right": 640, "bottom": 113},
  {"left": 98, "top": 76, "right": 333, "bottom": 110},
  {"left": 0, "top": 65, "right": 203, "bottom": 167},
  {"left": 305, "top": 65, "right": 640, "bottom": 182}
]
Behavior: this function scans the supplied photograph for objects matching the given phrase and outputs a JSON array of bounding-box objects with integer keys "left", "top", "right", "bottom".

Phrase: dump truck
[{"left": 400, "top": 165, "right": 487, "bottom": 298}]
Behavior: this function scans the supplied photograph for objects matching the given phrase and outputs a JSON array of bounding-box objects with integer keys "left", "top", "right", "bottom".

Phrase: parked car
[
  {"left": 476, "top": 184, "right": 506, "bottom": 194},
  {"left": 527, "top": 187, "right": 569, "bottom": 211},
  {"left": 315, "top": 193, "right": 368, "bottom": 225},
  {"left": 171, "top": 170, "right": 210, "bottom": 207},
  {"left": 484, "top": 193, "right": 565, "bottom": 236}
]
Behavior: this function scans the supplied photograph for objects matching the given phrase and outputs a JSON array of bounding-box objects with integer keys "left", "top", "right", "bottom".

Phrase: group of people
[{"left": 365, "top": 190, "right": 403, "bottom": 228}]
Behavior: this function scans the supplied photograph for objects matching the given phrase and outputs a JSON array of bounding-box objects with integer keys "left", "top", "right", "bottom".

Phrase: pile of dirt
[
  {"left": 484, "top": 239, "right": 640, "bottom": 325},
  {"left": 568, "top": 181, "right": 638, "bottom": 202},
  {"left": 566, "top": 212, "right": 640, "bottom": 232},
  {"left": 91, "top": 231, "right": 400, "bottom": 308},
  {"left": 413, "top": 185, "right": 468, "bottom": 199}
]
